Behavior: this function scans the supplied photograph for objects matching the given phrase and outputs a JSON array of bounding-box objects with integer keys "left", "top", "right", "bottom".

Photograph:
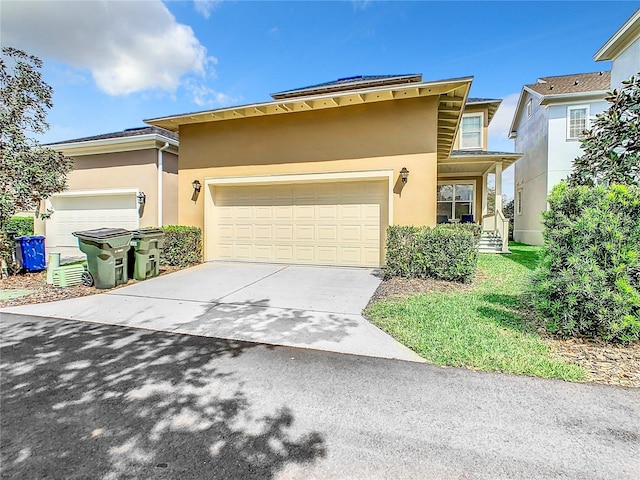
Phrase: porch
[{"left": 437, "top": 150, "right": 521, "bottom": 253}]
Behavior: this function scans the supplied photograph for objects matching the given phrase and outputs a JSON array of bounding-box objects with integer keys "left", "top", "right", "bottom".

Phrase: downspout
[{"left": 157, "top": 142, "right": 170, "bottom": 227}]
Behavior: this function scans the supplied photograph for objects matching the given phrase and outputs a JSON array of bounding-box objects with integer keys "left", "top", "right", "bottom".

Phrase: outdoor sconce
[
  {"left": 136, "top": 191, "right": 146, "bottom": 205},
  {"left": 400, "top": 167, "right": 410, "bottom": 184},
  {"left": 192, "top": 179, "right": 202, "bottom": 193}
]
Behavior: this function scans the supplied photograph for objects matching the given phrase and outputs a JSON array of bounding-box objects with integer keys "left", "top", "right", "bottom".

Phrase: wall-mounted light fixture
[
  {"left": 136, "top": 191, "right": 146, "bottom": 205},
  {"left": 400, "top": 167, "right": 410, "bottom": 184},
  {"left": 192, "top": 179, "right": 202, "bottom": 193}
]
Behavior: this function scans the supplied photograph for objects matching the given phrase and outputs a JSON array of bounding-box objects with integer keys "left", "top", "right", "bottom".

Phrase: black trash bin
[{"left": 73, "top": 228, "right": 133, "bottom": 289}]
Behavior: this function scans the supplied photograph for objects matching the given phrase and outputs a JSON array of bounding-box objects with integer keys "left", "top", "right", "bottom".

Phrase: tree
[
  {"left": 0, "top": 47, "right": 74, "bottom": 268},
  {"left": 568, "top": 75, "right": 640, "bottom": 187}
]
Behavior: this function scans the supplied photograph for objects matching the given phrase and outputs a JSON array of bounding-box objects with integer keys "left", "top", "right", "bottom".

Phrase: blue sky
[{"left": 2, "top": 1, "right": 638, "bottom": 196}]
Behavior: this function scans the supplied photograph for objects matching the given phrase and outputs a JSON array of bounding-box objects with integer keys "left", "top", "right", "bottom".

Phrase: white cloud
[
  {"left": 186, "top": 81, "right": 239, "bottom": 107},
  {"left": 488, "top": 93, "right": 520, "bottom": 147},
  {"left": 194, "top": 0, "right": 222, "bottom": 19},
  {"left": 1, "top": 0, "right": 214, "bottom": 96},
  {"left": 352, "top": 0, "right": 371, "bottom": 11}
]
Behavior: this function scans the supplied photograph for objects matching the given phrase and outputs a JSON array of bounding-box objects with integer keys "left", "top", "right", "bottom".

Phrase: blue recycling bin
[{"left": 15, "top": 236, "right": 46, "bottom": 272}]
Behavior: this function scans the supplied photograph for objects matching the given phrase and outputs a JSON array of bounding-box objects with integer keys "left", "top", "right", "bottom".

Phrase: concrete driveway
[{"left": 1, "top": 262, "right": 422, "bottom": 362}]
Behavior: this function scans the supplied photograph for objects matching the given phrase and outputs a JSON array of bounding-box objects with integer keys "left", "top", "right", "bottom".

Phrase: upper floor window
[
  {"left": 526, "top": 99, "right": 532, "bottom": 117},
  {"left": 567, "top": 106, "right": 589, "bottom": 140},
  {"left": 460, "top": 113, "right": 483, "bottom": 149}
]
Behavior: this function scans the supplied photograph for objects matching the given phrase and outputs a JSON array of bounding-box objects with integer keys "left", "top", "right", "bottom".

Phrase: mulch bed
[
  {"left": 0, "top": 266, "right": 182, "bottom": 308},
  {"left": 368, "top": 274, "right": 640, "bottom": 388}
]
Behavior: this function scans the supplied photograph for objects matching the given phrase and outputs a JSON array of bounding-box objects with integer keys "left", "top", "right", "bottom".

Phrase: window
[
  {"left": 437, "top": 182, "right": 475, "bottom": 220},
  {"left": 567, "top": 106, "right": 589, "bottom": 139},
  {"left": 460, "top": 113, "right": 483, "bottom": 149},
  {"left": 516, "top": 189, "right": 523, "bottom": 215},
  {"left": 526, "top": 99, "right": 532, "bottom": 117}
]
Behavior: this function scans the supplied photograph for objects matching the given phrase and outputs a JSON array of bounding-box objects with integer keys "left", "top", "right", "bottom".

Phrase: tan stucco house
[
  {"left": 146, "top": 74, "right": 519, "bottom": 267},
  {"left": 36, "top": 127, "right": 179, "bottom": 247}
]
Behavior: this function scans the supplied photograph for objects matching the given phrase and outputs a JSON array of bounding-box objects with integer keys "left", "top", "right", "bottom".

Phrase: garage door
[
  {"left": 47, "top": 193, "right": 140, "bottom": 247},
  {"left": 211, "top": 181, "right": 388, "bottom": 267}
]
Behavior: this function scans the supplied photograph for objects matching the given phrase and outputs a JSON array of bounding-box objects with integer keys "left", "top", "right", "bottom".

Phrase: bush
[
  {"left": 5, "top": 216, "right": 34, "bottom": 238},
  {"left": 160, "top": 225, "right": 202, "bottom": 267},
  {"left": 435, "top": 222, "right": 482, "bottom": 243},
  {"left": 529, "top": 183, "right": 640, "bottom": 342},
  {"left": 0, "top": 216, "right": 35, "bottom": 273},
  {"left": 385, "top": 225, "right": 478, "bottom": 283}
]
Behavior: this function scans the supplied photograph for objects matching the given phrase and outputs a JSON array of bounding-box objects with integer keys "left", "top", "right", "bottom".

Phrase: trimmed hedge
[
  {"left": 530, "top": 183, "right": 640, "bottom": 342},
  {"left": 436, "top": 222, "right": 482, "bottom": 243},
  {"left": 385, "top": 225, "right": 478, "bottom": 283},
  {"left": 160, "top": 225, "right": 202, "bottom": 267},
  {"left": 5, "top": 216, "right": 35, "bottom": 238},
  {"left": 0, "top": 216, "right": 35, "bottom": 273}
]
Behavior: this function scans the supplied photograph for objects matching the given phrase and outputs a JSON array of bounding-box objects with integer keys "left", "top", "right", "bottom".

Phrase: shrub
[
  {"left": 5, "top": 216, "right": 34, "bottom": 238},
  {"left": 385, "top": 225, "right": 477, "bottom": 283},
  {"left": 0, "top": 216, "right": 35, "bottom": 273},
  {"left": 160, "top": 225, "right": 202, "bottom": 267},
  {"left": 529, "top": 183, "right": 640, "bottom": 342},
  {"left": 436, "top": 222, "right": 482, "bottom": 243}
]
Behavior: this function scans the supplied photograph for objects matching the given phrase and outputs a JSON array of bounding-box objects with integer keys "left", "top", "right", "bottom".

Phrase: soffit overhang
[
  {"left": 145, "top": 77, "right": 473, "bottom": 163},
  {"left": 48, "top": 134, "right": 179, "bottom": 157},
  {"left": 438, "top": 152, "right": 522, "bottom": 176}
]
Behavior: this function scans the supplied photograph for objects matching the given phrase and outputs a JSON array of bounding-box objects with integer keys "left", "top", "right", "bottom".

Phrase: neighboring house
[
  {"left": 145, "top": 74, "right": 519, "bottom": 267},
  {"left": 594, "top": 8, "right": 640, "bottom": 88},
  {"left": 36, "top": 127, "right": 179, "bottom": 248},
  {"left": 509, "top": 72, "right": 611, "bottom": 246}
]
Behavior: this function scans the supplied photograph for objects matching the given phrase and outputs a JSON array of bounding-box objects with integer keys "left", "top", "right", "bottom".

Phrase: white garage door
[
  {"left": 47, "top": 193, "right": 140, "bottom": 247},
  {"left": 211, "top": 181, "right": 388, "bottom": 267}
]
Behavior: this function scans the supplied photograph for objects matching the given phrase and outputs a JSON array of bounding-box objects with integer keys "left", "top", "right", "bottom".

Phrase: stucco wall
[
  {"left": 611, "top": 36, "right": 640, "bottom": 87},
  {"left": 178, "top": 96, "right": 440, "bottom": 231},
  {"left": 162, "top": 151, "right": 179, "bottom": 225}
]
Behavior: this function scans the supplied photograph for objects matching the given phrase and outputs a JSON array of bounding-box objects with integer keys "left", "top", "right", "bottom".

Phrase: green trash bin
[
  {"left": 129, "top": 228, "right": 164, "bottom": 281},
  {"left": 73, "top": 228, "right": 133, "bottom": 289}
]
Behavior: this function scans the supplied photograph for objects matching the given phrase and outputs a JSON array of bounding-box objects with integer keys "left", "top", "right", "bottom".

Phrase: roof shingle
[{"left": 526, "top": 71, "right": 610, "bottom": 96}]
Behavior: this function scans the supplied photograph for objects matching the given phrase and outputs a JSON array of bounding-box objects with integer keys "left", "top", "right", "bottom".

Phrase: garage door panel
[
  {"left": 255, "top": 225, "right": 273, "bottom": 240},
  {"left": 275, "top": 245, "right": 293, "bottom": 262},
  {"left": 210, "top": 181, "right": 386, "bottom": 267},
  {"left": 295, "top": 225, "right": 315, "bottom": 241},
  {"left": 317, "top": 225, "right": 338, "bottom": 241},
  {"left": 317, "top": 246, "right": 338, "bottom": 264},
  {"left": 340, "top": 247, "right": 362, "bottom": 265}
]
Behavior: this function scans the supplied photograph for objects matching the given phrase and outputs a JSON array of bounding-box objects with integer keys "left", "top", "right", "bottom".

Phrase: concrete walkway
[{"left": 1, "top": 262, "right": 423, "bottom": 362}]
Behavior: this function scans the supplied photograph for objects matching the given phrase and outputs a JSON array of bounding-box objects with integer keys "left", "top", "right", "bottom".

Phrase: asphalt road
[{"left": 1, "top": 314, "right": 639, "bottom": 480}]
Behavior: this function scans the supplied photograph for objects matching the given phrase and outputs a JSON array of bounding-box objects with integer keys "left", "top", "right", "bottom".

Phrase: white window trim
[
  {"left": 437, "top": 180, "right": 477, "bottom": 220},
  {"left": 460, "top": 112, "right": 484, "bottom": 150},
  {"left": 526, "top": 99, "right": 532, "bottom": 118},
  {"left": 566, "top": 105, "right": 590, "bottom": 140},
  {"left": 516, "top": 189, "right": 523, "bottom": 215}
]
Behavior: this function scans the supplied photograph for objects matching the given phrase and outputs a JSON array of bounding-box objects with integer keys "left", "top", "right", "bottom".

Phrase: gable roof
[
  {"left": 508, "top": 71, "right": 611, "bottom": 139},
  {"left": 270, "top": 74, "right": 423, "bottom": 99},
  {"left": 525, "top": 71, "right": 610, "bottom": 96},
  {"left": 594, "top": 8, "right": 640, "bottom": 61}
]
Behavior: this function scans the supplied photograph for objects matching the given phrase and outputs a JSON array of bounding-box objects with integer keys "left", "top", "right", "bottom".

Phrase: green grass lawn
[{"left": 365, "top": 243, "right": 586, "bottom": 381}]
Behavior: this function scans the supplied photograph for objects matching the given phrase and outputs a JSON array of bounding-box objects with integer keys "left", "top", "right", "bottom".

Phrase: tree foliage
[
  {"left": 569, "top": 75, "right": 640, "bottom": 187},
  {"left": 0, "top": 47, "right": 74, "bottom": 266}
]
